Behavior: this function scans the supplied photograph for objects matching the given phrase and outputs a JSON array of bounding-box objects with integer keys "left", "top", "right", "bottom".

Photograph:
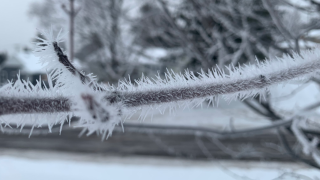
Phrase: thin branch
[
  {"left": 277, "top": 128, "right": 320, "bottom": 169},
  {"left": 116, "top": 120, "right": 292, "bottom": 138},
  {"left": 53, "top": 42, "right": 88, "bottom": 83},
  {"left": 157, "top": 0, "right": 211, "bottom": 68},
  {"left": 243, "top": 100, "right": 273, "bottom": 118},
  {"left": 262, "top": 0, "right": 294, "bottom": 49}
]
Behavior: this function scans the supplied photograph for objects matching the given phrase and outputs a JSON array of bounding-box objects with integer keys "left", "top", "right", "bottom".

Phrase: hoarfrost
[{"left": 1, "top": 29, "right": 320, "bottom": 139}]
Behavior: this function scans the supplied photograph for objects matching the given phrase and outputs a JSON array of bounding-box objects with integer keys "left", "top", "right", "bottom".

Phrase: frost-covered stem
[
  {"left": 116, "top": 60, "right": 320, "bottom": 107},
  {"left": 4, "top": 52, "right": 320, "bottom": 113},
  {"left": 2, "top": 34, "right": 320, "bottom": 143},
  {"left": 0, "top": 97, "right": 70, "bottom": 115},
  {"left": 51, "top": 33, "right": 320, "bottom": 110},
  {"left": 53, "top": 42, "right": 88, "bottom": 83}
]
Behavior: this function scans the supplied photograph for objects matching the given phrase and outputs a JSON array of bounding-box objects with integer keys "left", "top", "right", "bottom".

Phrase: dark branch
[
  {"left": 53, "top": 42, "right": 88, "bottom": 83},
  {"left": 0, "top": 96, "right": 71, "bottom": 116}
]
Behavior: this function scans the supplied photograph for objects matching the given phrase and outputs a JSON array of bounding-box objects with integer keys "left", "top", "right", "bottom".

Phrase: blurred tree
[
  {"left": 0, "top": 53, "right": 7, "bottom": 66},
  {"left": 132, "top": 0, "right": 288, "bottom": 72},
  {"left": 61, "top": 0, "right": 81, "bottom": 62}
]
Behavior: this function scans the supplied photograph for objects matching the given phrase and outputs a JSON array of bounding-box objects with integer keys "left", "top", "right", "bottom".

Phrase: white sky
[{"left": 0, "top": 0, "right": 42, "bottom": 53}]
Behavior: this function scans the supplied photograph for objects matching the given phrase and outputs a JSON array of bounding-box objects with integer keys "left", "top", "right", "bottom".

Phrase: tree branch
[
  {"left": 0, "top": 96, "right": 70, "bottom": 116},
  {"left": 116, "top": 56, "right": 320, "bottom": 107}
]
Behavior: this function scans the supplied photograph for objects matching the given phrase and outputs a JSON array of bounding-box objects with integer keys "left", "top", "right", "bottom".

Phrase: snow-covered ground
[{"left": 0, "top": 149, "right": 319, "bottom": 180}]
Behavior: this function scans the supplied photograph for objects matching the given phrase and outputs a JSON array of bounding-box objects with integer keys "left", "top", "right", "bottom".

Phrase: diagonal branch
[
  {"left": 53, "top": 42, "right": 88, "bottom": 83},
  {"left": 117, "top": 57, "right": 320, "bottom": 107}
]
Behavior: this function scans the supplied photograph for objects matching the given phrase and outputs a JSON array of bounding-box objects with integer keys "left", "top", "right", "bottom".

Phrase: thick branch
[{"left": 262, "top": 0, "right": 293, "bottom": 42}]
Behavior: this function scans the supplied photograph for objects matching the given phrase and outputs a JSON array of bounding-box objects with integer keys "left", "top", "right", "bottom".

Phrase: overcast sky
[{"left": 0, "top": 0, "right": 42, "bottom": 54}]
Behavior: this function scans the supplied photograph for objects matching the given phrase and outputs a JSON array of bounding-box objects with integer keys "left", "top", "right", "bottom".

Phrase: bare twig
[
  {"left": 277, "top": 128, "right": 320, "bottom": 169},
  {"left": 262, "top": 0, "right": 295, "bottom": 50}
]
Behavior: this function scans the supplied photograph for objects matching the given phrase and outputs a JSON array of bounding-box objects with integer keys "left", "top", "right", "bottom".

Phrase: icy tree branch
[
  {"left": 3, "top": 46, "right": 320, "bottom": 114},
  {"left": 1, "top": 29, "right": 320, "bottom": 142},
  {"left": 114, "top": 50, "right": 320, "bottom": 108}
]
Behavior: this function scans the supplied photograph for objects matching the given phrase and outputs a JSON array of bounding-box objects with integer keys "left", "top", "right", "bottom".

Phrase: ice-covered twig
[
  {"left": 52, "top": 41, "right": 88, "bottom": 83},
  {"left": 109, "top": 48, "right": 320, "bottom": 108},
  {"left": 2, "top": 29, "right": 320, "bottom": 138}
]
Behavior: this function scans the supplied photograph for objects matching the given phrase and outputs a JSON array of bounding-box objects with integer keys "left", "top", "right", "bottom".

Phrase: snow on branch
[
  {"left": 1, "top": 29, "right": 320, "bottom": 139},
  {"left": 114, "top": 48, "right": 320, "bottom": 108}
]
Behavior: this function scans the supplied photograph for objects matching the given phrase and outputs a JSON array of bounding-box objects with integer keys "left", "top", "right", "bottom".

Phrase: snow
[
  {"left": 17, "top": 52, "right": 46, "bottom": 74},
  {"left": 271, "top": 82, "right": 320, "bottom": 113},
  {"left": 138, "top": 48, "right": 168, "bottom": 64},
  {"left": 0, "top": 150, "right": 319, "bottom": 180}
]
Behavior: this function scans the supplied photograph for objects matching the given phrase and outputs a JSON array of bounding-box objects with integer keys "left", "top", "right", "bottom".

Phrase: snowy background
[
  {"left": 1, "top": 149, "right": 320, "bottom": 180},
  {"left": 1, "top": 0, "right": 320, "bottom": 179}
]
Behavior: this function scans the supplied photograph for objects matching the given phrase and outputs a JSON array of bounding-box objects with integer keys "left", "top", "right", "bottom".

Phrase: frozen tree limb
[
  {"left": 3, "top": 46, "right": 320, "bottom": 114},
  {"left": 114, "top": 49, "right": 320, "bottom": 107},
  {"left": 53, "top": 42, "right": 88, "bottom": 83},
  {"left": 2, "top": 29, "right": 320, "bottom": 140}
]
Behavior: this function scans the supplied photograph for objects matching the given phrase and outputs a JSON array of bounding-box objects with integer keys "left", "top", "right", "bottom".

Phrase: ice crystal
[{"left": 1, "top": 28, "right": 320, "bottom": 139}]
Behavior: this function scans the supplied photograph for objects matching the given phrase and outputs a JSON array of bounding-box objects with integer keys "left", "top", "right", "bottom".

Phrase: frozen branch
[
  {"left": 114, "top": 49, "right": 320, "bottom": 108},
  {"left": 2, "top": 29, "right": 320, "bottom": 139},
  {"left": 53, "top": 42, "right": 88, "bottom": 83}
]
